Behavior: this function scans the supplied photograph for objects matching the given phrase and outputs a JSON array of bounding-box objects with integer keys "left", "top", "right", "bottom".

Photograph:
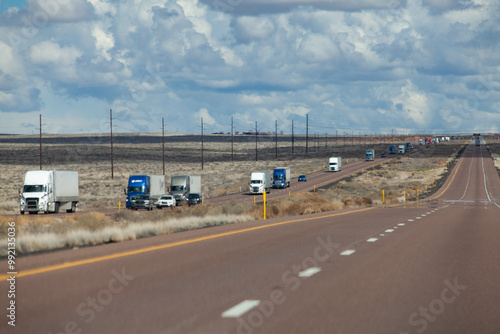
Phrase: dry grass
[{"left": 0, "top": 212, "right": 251, "bottom": 255}]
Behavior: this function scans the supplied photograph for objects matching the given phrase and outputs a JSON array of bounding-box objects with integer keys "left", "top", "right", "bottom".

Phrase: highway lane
[
  {"left": 1, "top": 143, "right": 499, "bottom": 333},
  {"left": 206, "top": 155, "right": 393, "bottom": 206}
]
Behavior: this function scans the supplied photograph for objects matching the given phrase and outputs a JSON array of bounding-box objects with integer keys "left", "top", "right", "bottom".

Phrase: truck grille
[
  {"left": 252, "top": 187, "right": 260, "bottom": 192},
  {"left": 26, "top": 198, "right": 38, "bottom": 210}
]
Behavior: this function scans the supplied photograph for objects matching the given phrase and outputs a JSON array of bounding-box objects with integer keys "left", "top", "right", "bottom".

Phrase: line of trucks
[
  {"left": 249, "top": 157, "right": 344, "bottom": 195},
  {"left": 18, "top": 170, "right": 203, "bottom": 214},
  {"left": 19, "top": 137, "right": 457, "bottom": 213}
]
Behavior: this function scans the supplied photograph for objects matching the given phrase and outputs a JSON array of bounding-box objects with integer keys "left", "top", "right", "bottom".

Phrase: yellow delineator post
[
  {"left": 382, "top": 190, "right": 385, "bottom": 204},
  {"left": 417, "top": 189, "right": 419, "bottom": 199},
  {"left": 119, "top": 201, "right": 121, "bottom": 210},
  {"left": 254, "top": 196, "right": 256, "bottom": 204},
  {"left": 404, "top": 190, "right": 406, "bottom": 201},
  {"left": 263, "top": 191, "right": 266, "bottom": 220}
]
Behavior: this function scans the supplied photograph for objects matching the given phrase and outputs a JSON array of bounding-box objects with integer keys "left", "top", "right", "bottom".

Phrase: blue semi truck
[
  {"left": 124, "top": 175, "right": 165, "bottom": 208},
  {"left": 272, "top": 167, "right": 291, "bottom": 188}
]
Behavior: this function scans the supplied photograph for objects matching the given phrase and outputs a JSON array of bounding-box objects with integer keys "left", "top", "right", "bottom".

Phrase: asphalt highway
[{"left": 1, "top": 143, "right": 499, "bottom": 333}]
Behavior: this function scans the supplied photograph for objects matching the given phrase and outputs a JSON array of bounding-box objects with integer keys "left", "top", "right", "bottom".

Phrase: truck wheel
[
  {"left": 54, "top": 203, "right": 59, "bottom": 214},
  {"left": 20, "top": 211, "right": 25, "bottom": 215}
]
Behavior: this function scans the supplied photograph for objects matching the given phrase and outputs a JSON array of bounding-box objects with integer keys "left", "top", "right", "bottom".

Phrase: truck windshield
[
  {"left": 329, "top": 162, "right": 337, "bottom": 165},
  {"left": 171, "top": 185, "right": 185, "bottom": 191},
  {"left": 251, "top": 180, "right": 263, "bottom": 184},
  {"left": 274, "top": 175, "right": 283, "bottom": 180},
  {"left": 128, "top": 186, "right": 144, "bottom": 193},
  {"left": 23, "top": 185, "right": 45, "bottom": 192}
]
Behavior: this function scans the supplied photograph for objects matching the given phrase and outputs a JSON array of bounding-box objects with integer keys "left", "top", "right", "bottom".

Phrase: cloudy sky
[{"left": 0, "top": 0, "right": 499, "bottom": 135}]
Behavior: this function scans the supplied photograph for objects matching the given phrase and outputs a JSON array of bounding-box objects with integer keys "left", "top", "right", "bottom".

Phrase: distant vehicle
[
  {"left": 130, "top": 195, "right": 154, "bottom": 211},
  {"left": 187, "top": 193, "right": 202, "bottom": 206},
  {"left": 170, "top": 175, "right": 201, "bottom": 203},
  {"left": 272, "top": 167, "right": 291, "bottom": 188},
  {"left": 249, "top": 171, "right": 271, "bottom": 194},
  {"left": 419, "top": 139, "right": 423, "bottom": 145},
  {"left": 398, "top": 145, "right": 405, "bottom": 154},
  {"left": 405, "top": 142, "right": 412, "bottom": 151},
  {"left": 389, "top": 145, "right": 396, "bottom": 154},
  {"left": 298, "top": 175, "right": 307, "bottom": 182},
  {"left": 425, "top": 138, "right": 429, "bottom": 144},
  {"left": 19, "top": 170, "right": 79, "bottom": 214},
  {"left": 124, "top": 175, "right": 165, "bottom": 208},
  {"left": 381, "top": 152, "right": 386, "bottom": 158},
  {"left": 365, "top": 150, "right": 375, "bottom": 161},
  {"left": 475, "top": 136, "right": 481, "bottom": 146},
  {"left": 328, "top": 157, "right": 342, "bottom": 171},
  {"left": 155, "top": 195, "right": 176, "bottom": 208}
]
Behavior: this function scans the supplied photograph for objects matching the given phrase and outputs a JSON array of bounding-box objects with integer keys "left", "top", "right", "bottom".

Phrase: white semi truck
[
  {"left": 249, "top": 171, "right": 271, "bottom": 194},
  {"left": 365, "top": 150, "right": 375, "bottom": 161},
  {"left": 170, "top": 175, "right": 201, "bottom": 203},
  {"left": 328, "top": 157, "right": 342, "bottom": 171},
  {"left": 19, "top": 170, "right": 79, "bottom": 214}
]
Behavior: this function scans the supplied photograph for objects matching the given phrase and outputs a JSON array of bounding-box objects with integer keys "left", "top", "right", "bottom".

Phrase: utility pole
[
  {"left": 110, "top": 109, "right": 114, "bottom": 179},
  {"left": 231, "top": 116, "right": 234, "bottom": 162},
  {"left": 39, "top": 114, "right": 42, "bottom": 170},
  {"left": 162, "top": 117, "right": 165, "bottom": 175},
  {"left": 291, "top": 119, "right": 294, "bottom": 156},
  {"left": 201, "top": 117, "right": 204, "bottom": 170},
  {"left": 255, "top": 121, "right": 258, "bottom": 161},
  {"left": 275, "top": 120, "right": 278, "bottom": 159},
  {"left": 306, "top": 114, "right": 309, "bottom": 154}
]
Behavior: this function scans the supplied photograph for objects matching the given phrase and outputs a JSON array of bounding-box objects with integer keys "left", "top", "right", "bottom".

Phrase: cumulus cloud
[
  {"left": 195, "top": 108, "right": 216, "bottom": 126},
  {"left": 0, "top": 0, "right": 499, "bottom": 134}
]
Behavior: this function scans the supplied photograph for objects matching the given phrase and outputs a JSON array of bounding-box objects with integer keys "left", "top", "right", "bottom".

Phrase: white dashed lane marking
[
  {"left": 222, "top": 300, "right": 260, "bottom": 318},
  {"left": 367, "top": 238, "right": 378, "bottom": 242},
  {"left": 340, "top": 250, "right": 356, "bottom": 256},
  {"left": 298, "top": 267, "right": 321, "bottom": 278}
]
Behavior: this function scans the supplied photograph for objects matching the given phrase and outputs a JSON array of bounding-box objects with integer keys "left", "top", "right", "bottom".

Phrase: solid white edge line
[
  {"left": 298, "top": 267, "right": 322, "bottom": 278},
  {"left": 367, "top": 238, "right": 378, "bottom": 242},
  {"left": 222, "top": 300, "right": 260, "bottom": 318},
  {"left": 385, "top": 229, "right": 394, "bottom": 233}
]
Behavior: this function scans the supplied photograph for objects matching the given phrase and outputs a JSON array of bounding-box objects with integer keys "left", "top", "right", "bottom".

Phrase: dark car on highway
[
  {"left": 187, "top": 193, "right": 202, "bottom": 206},
  {"left": 130, "top": 195, "right": 154, "bottom": 210},
  {"left": 298, "top": 175, "right": 307, "bottom": 182}
]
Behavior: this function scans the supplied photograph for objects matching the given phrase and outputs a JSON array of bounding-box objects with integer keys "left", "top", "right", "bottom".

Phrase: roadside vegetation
[{"left": 0, "top": 134, "right": 470, "bottom": 255}]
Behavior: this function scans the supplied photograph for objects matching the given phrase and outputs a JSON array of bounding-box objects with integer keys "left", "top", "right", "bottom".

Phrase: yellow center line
[
  {"left": 1, "top": 207, "right": 375, "bottom": 280},
  {"left": 431, "top": 156, "right": 464, "bottom": 200}
]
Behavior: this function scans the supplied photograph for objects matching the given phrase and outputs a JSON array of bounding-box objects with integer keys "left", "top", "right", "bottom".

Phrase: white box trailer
[
  {"left": 329, "top": 157, "right": 342, "bottom": 171},
  {"left": 149, "top": 175, "right": 166, "bottom": 199},
  {"left": 189, "top": 175, "right": 202, "bottom": 194},
  {"left": 20, "top": 170, "right": 79, "bottom": 214}
]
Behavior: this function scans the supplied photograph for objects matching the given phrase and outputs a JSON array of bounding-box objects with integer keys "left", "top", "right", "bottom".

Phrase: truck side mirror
[{"left": 124, "top": 188, "right": 127, "bottom": 196}]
